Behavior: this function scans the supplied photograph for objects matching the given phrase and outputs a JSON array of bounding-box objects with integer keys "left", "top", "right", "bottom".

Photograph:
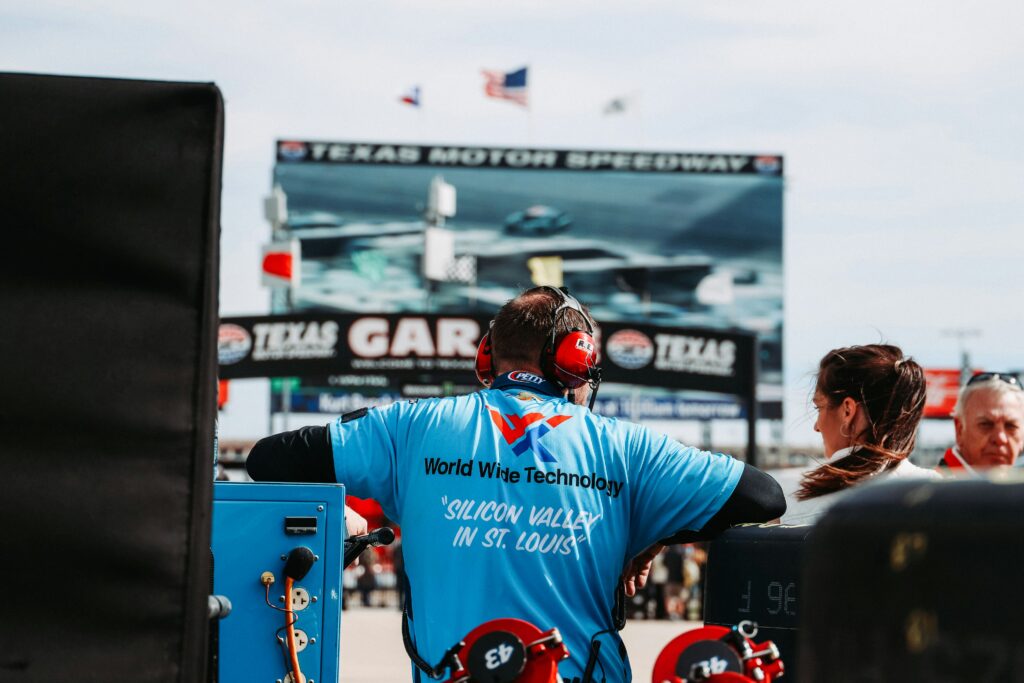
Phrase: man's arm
[
  {"left": 247, "top": 426, "right": 372, "bottom": 542},
  {"left": 621, "top": 464, "right": 784, "bottom": 595},
  {"left": 660, "top": 463, "right": 784, "bottom": 544},
  {"left": 246, "top": 425, "right": 336, "bottom": 483}
]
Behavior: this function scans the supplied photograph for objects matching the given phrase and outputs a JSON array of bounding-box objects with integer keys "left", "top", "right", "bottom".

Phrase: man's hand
[
  {"left": 345, "top": 506, "right": 368, "bottom": 567},
  {"left": 345, "top": 505, "right": 368, "bottom": 537},
  {"left": 622, "top": 543, "right": 664, "bottom": 597}
]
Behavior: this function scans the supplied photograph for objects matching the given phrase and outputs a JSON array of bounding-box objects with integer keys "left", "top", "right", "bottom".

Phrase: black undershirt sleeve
[
  {"left": 660, "top": 463, "right": 786, "bottom": 545},
  {"left": 245, "top": 425, "right": 336, "bottom": 483}
]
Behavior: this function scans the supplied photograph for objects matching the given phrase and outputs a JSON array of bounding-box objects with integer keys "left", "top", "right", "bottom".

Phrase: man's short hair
[
  {"left": 490, "top": 287, "right": 594, "bottom": 368},
  {"left": 953, "top": 378, "right": 1024, "bottom": 419}
]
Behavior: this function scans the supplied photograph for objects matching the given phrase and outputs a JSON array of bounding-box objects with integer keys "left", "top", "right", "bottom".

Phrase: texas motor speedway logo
[{"left": 607, "top": 329, "right": 736, "bottom": 377}]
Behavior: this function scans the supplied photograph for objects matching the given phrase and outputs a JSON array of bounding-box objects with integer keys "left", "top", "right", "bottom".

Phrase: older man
[{"left": 940, "top": 373, "right": 1024, "bottom": 472}]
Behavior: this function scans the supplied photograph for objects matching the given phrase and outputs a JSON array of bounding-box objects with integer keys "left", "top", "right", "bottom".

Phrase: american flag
[{"left": 482, "top": 67, "right": 528, "bottom": 107}]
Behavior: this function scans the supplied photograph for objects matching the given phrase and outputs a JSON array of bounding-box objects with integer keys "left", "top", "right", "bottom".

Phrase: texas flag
[
  {"left": 399, "top": 85, "right": 421, "bottom": 107},
  {"left": 482, "top": 67, "right": 528, "bottom": 107}
]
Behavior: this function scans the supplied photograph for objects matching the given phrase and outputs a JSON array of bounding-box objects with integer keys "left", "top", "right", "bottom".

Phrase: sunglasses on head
[{"left": 967, "top": 372, "right": 1021, "bottom": 387}]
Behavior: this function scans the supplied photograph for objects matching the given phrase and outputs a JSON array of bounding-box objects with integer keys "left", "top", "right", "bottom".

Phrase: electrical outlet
[
  {"left": 291, "top": 587, "right": 311, "bottom": 611},
  {"left": 283, "top": 672, "right": 306, "bottom": 683},
  {"left": 276, "top": 629, "right": 310, "bottom": 654}
]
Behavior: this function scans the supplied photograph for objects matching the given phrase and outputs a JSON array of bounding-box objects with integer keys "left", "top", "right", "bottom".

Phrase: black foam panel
[
  {"left": 799, "top": 477, "right": 1024, "bottom": 682},
  {"left": 0, "top": 73, "right": 222, "bottom": 683}
]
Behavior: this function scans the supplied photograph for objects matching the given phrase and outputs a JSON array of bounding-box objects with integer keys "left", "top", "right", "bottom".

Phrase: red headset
[{"left": 475, "top": 287, "right": 599, "bottom": 391}]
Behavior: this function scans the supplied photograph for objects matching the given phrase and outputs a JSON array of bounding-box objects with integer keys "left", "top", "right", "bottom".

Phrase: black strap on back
[
  {"left": 613, "top": 583, "right": 627, "bottom": 631},
  {"left": 401, "top": 574, "right": 462, "bottom": 680},
  {"left": 580, "top": 584, "right": 628, "bottom": 683}
]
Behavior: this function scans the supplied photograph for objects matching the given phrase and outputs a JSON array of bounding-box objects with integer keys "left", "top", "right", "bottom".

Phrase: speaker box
[
  {"left": 0, "top": 73, "right": 222, "bottom": 682},
  {"left": 799, "top": 477, "right": 1024, "bottom": 682}
]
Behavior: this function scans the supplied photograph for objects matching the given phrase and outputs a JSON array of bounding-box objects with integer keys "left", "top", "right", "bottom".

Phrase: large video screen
[{"left": 269, "top": 141, "right": 784, "bottom": 419}]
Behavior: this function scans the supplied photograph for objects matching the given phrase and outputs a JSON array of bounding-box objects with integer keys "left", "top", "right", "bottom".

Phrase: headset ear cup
[
  {"left": 475, "top": 333, "right": 494, "bottom": 387},
  {"left": 553, "top": 331, "right": 597, "bottom": 389}
]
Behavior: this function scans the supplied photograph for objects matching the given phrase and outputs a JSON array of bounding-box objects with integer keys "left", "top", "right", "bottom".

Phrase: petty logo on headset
[{"left": 488, "top": 409, "right": 572, "bottom": 464}]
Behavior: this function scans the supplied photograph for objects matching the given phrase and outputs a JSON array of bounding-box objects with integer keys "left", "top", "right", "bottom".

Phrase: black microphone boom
[
  {"left": 343, "top": 527, "right": 396, "bottom": 568},
  {"left": 368, "top": 527, "right": 396, "bottom": 547}
]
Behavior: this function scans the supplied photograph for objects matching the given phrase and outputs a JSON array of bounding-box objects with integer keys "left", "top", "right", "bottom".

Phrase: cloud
[{"left": 5, "top": 0, "right": 1024, "bottom": 441}]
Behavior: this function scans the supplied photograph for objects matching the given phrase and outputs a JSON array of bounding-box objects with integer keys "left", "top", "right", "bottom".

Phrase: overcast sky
[{"left": 5, "top": 1, "right": 1024, "bottom": 445}]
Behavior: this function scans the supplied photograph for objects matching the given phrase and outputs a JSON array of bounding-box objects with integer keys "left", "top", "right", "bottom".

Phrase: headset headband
[{"left": 539, "top": 286, "right": 593, "bottom": 340}]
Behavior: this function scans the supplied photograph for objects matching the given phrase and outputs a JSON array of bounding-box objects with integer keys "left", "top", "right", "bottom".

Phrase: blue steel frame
[{"left": 213, "top": 481, "right": 347, "bottom": 683}]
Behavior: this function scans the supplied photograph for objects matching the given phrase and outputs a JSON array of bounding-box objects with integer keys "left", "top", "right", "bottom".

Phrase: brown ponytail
[{"left": 797, "top": 344, "right": 926, "bottom": 500}]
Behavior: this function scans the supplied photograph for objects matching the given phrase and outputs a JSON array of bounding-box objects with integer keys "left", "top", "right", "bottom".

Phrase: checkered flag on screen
[{"left": 445, "top": 255, "right": 477, "bottom": 284}]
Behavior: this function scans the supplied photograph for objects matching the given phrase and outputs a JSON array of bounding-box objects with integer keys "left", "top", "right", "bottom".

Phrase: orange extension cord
[{"left": 285, "top": 577, "right": 303, "bottom": 683}]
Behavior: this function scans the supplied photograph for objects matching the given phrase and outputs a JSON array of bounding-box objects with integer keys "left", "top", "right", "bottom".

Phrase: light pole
[
  {"left": 263, "top": 184, "right": 292, "bottom": 432},
  {"left": 940, "top": 328, "right": 981, "bottom": 386},
  {"left": 422, "top": 175, "right": 457, "bottom": 311}
]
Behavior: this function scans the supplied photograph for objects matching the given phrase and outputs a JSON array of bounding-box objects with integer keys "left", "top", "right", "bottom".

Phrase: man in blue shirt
[{"left": 248, "top": 286, "right": 785, "bottom": 682}]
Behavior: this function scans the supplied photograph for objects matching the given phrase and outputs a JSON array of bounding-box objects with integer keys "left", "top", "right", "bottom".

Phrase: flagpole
[
  {"left": 635, "top": 89, "right": 646, "bottom": 148},
  {"left": 526, "top": 63, "right": 533, "bottom": 145}
]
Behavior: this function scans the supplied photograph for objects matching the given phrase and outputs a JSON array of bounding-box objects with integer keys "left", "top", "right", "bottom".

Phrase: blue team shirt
[{"left": 330, "top": 372, "right": 743, "bottom": 682}]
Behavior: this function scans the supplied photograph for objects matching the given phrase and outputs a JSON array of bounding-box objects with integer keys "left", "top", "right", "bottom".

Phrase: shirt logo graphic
[
  {"left": 488, "top": 408, "right": 572, "bottom": 463},
  {"left": 508, "top": 371, "right": 545, "bottom": 384}
]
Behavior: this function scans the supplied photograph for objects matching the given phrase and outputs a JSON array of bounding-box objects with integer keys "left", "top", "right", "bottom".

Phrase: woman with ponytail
[{"left": 781, "top": 344, "right": 939, "bottom": 524}]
